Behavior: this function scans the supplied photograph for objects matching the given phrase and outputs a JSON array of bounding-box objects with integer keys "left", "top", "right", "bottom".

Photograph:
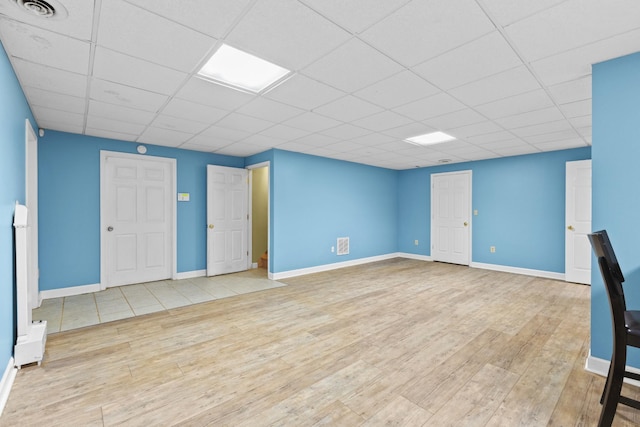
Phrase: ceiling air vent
[
  {"left": 337, "top": 237, "right": 349, "bottom": 256},
  {"left": 11, "top": 0, "right": 67, "bottom": 19}
]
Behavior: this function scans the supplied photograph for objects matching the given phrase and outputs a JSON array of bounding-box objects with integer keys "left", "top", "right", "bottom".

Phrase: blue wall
[
  {"left": 263, "top": 149, "right": 399, "bottom": 273},
  {"left": 0, "top": 42, "right": 36, "bottom": 368},
  {"left": 398, "top": 147, "right": 591, "bottom": 272},
  {"left": 592, "top": 52, "right": 640, "bottom": 367},
  {"left": 38, "top": 131, "right": 243, "bottom": 290}
]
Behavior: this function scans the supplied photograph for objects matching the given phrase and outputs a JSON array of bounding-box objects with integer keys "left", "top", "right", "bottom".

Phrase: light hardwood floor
[{"left": 2, "top": 258, "right": 640, "bottom": 426}]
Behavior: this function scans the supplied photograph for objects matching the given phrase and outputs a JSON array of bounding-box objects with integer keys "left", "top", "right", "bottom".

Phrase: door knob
[
  {"left": 463, "top": 222, "right": 468, "bottom": 226},
  {"left": 567, "top": 225, "right": 574, "bottom": 231},
  {"left": 208, "top": 224, "right": 214, "bottom": 229},
  {"left": 107, "top": 226, "right": 114, "bottom": 232}
]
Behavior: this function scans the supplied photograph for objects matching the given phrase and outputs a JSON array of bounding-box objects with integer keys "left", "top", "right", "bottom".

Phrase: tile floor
[{"left": 33, "top": 269, "right": 285, "bottom": 334}]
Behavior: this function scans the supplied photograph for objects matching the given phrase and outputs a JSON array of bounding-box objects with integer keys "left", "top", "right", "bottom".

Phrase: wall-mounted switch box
[{"left": 178, "top": 193, "right": 190, "bottom": 202}]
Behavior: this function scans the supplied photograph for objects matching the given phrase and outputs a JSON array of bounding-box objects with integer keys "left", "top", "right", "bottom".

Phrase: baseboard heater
[{"left": 13, "top": 203, "right": 46, "bottom": 368}]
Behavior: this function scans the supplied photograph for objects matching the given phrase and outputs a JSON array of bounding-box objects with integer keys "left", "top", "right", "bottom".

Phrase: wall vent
[{"left": 336, "top": 237, "right": 349, "bottom": 256}]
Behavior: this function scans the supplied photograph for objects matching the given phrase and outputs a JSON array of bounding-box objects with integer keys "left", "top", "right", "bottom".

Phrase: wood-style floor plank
[{"left": 1, "top": 259, "right": 622, "bottom": 426}]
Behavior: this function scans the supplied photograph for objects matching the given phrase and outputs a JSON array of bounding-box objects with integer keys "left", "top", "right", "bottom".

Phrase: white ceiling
[{"left": 1, "top": 0, "right": 639, "bottom": 169}]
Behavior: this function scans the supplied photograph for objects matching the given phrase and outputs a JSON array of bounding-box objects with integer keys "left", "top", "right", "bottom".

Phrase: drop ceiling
[{"left": 1, "top": 0, "right": 639, "bottom": 169}]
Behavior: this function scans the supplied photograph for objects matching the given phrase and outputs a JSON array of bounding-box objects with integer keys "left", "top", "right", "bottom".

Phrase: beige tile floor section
[{"left": 33, "top": 268, "right": 285, "bottom": 334}]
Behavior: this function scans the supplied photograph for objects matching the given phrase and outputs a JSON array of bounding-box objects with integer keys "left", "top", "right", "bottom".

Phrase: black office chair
[{"left": 588, "top": 230, "right": 640, "bottom": 426}]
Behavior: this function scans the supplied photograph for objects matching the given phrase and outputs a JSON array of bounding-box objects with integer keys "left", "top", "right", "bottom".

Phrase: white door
[
  {"left": 102, "top": 153, "right": 174, "bottom": 287},
  {"left": 431, "top": 171, "right": 471, "bottom": 265},
  {"left": 207, "top": 165, "right": 248, "bottom": 276},
  {"left": 565, "top": 160, "right": 592, "bottom": 284},
  {"left": 25, "top": 119, "right": 39, "bottom": 308}
]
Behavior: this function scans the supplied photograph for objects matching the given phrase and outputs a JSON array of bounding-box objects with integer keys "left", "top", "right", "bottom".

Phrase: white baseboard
[
  {"left": 397, "top": 252, "right": 433, "bottom": 262},
  {"left": 174, "top": 269, "right": 206, "bottom": 280},
  {"left": 271, "top": 253, "right": 400, "bottom": 280},
  {"left": 470, "top": 262, "right": 565, "bottom": 281},
  {"left": 585, "top": 353, "right": 640, "bottom": 387},
  {"left": 0, "top": 357, "right": 17, "bottom": 417},
  {"left": 40, "top": 283, "right": 101, "bottom": 300}
]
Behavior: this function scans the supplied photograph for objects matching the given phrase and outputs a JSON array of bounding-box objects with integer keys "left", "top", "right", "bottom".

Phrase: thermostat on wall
[{"left": 178, "top": 193, "right": 190, "bottom": 202}]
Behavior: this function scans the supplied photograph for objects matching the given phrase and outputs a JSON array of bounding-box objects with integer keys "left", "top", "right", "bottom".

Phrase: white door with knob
[
  {"left": 565, "top": 159, "right": 591, "bottom": 284},
  {"left": 431, "top": 171, "right": 472, "bottom": 265},
  {"left": 207, "top": 165, "right": 249, "bottom": 276},
  {"left": 101, "top": 151, "right": 175, "bottom": 288}
]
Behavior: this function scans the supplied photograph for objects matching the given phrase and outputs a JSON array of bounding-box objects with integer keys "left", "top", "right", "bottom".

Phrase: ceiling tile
[
  {"left": 150, "top": 114, "right": 210, "bottom": 134},
  {"left": 125, "top": 0, "right": 251, "bottom": 38},
  {"left": 0, "top": 0, "right": 95, "bottom": 40},
  {"left": 242, "top": 133, "right": 284, "bottom": 148},
  {"left": 354, "top": 70, "right": 439, "bottom": 109},
  {"left": 37, "top": 120, "right": 83, "bottom": 135},
  {"left": 505, "top": 0, "right": 640, "bottom": 62},
  {"left": 303, "top": 38, "right": 403, "bottom": 93},
  {"left": 314, "top": 95, "right": 383, "bottom": 122},
  {"left": 10, "top": 58, "right": 88, "bottom": 98},
  {"left": 0, "top": 18, "right": 90, "bottom": 74},
  {"left": 215, "top": 112, "right": 274, "bottom": 134},
  {"left": 531, "top": 27, "right": 640, "bottom": 86},
  {"left": 138, "top": 127, "right": 193, "bottom": 146},
  {"left": 559, "top": 100, "right": 591, "bottom": 118},
  {"left": 225, "top": 0, "right": 351, "bottom": 70},
  {"left": 495, "top": 107, "right": 565, "bottom": 130},
  {"left": 569, "top": 115, "right": 591, "bottom": 128},
  {"left": 383, "top": 122, "right": 436, "bottom": 139},
  {"left": 446, "top": 120, "right": 503, "bottom": 139},
  {"left": 423, "top": 108, "right": 486, "bottom": 130},
  {"left": 85, "top": 128, "right": 138, "bottom": 142},
  {"left": 293, "top": 134, "right": 340, "bottom": 147},
  {"left": 360, "top": 0, "right": 495, "bottom": 66},
  {"left": 32, "top": 106, "right": 84, "bottom": 128},
  {"left": 491, "top": 145, "right": 539, "bottom": 157},
  {"left": 352, "top": 111, "right": 413, "bottom": 132},
  {"left": 86, "top": 116, "right": 146, "bottom": 135},
  {"left": 200, "top": 125, "right": 252, "bottom": 141},
  {"left": 476, "top": 138, "right": 529, "bottom": 150},
  {"left": 474, "top": 89, "right": 555, "bottom": 119},
  {"left": 524, "top": 129, "right": 580, "bottom": 144},
  {"left": 547, "top": 76, "right": 591, "bottom": 104},
  {"left": 182, "top": 135, "right": 233, "bottom": 150},
  {"left": 321, "top": 124, "right": 372, "bottom": 140},
  {"left": 214, "top": 142, "right": 265, "bottom": 156},
  {"left": 90, "top": 78, "right": 169, "bottom": 112},
  {"left": 177, "top": 77, "right": 253, "bottom": 110},
  {"left": 479, "top": 0, "right": 566, "bottom": 26},
  {"left": 259, "top": 124, "right": 310, "bottom": 141},
  {"left": 348, "top": 133, "right": 396, "bottom": 146},
  {"left": 511, "top": 120, "right": 573, "bottom": 138},
  {"left": 467, "top": 131, "right": 516, "bottom": 145},
  {"left": 24, "top": 87, "right": 85, "bottom": 114},
  {"left": 299, "top": 0, "right": 411, "bottom": 34},
  {"left": 88, "top": 100, "right": 155, "bottom": 125},
  {"left": 265, "top": 74, "right": 345, "bottom": 110},
  {"left": 93, "top": 47, "right": 188, "bottom": 95},
  {"left": 393, "top": 92, "right": 466, "bottom": 122},
  {"left": 283, "top": 112, "right": 342, "bottom": 133},
  {"left": 533, "top": 138, "right": 587, "bottom": 152},
  {"left": 97, "top": 0, "right": 216, "bottom": 72},
  {"left": 161, "top": 98, "right": 228, "bottom": 123},
  {"left": 236, "top": 97, "right": 305, "bottom": 123},
  {"left": 448, "top": 66, "right": 540, "bottom": 106},
  {"left": 413, "top": 31, "right": 522, "bottom": 90}
]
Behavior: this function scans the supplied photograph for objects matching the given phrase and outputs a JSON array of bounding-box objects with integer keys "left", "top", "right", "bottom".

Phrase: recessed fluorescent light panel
[
  {"left": 405, "top": 131, "right": 456, "bottom": 146},
  {"left": 197, "top": 44, "right": 291, "bottom": 94}
]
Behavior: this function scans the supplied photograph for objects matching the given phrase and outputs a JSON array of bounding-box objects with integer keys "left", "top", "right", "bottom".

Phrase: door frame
[
  {"left": 430, "top": 170, "right": 472, "bottom": 265},
  {"left": 25, "top": 119, "right": 39, "bottom": 308},
  {"left": 246, "top": 161, "right": 271, "bottom": 276},
  {"left": 100, "top": 150, "right": 177, "bottom": 290}
]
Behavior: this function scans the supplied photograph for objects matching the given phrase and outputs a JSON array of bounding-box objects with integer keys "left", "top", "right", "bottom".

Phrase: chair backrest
[{"left": 589, "top": 231, "right": 628, "bottom": 339}]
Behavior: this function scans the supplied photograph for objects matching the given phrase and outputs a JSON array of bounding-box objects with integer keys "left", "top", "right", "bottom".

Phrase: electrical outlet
[
  {"left": 331, "top": 246, "right": 335, "bottom": 253},
  {"left": 490, "top": 246, "right": 496, "bottom": 253},
  {"left": 414, "top": 240, "right": 419, "bottom": 246}
]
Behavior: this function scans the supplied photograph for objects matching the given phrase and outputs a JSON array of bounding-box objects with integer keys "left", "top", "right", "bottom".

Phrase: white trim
[
  {"left": 470, "top": 262, "right": 565, "bottom": 281},
  {"left": 174, "top": 270, "right": 206, "bottom": 280},
  {"left": 585, "top": 353, "right": 640, "bottom": 388},
  {"left": 271, "top": 253, "right": 399, "bottom": 280},
  {"left": 397, "top": 252, "right": 433, "bottom": 262},
  {"left": 100, "top": 151, "right": 177, "bottom": 289},
  {"left": 39, "top": 283, "right": 101, "bottom": 300},
  {"left": 0, "top": 358, "right": 17, "bottom": 417}
]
